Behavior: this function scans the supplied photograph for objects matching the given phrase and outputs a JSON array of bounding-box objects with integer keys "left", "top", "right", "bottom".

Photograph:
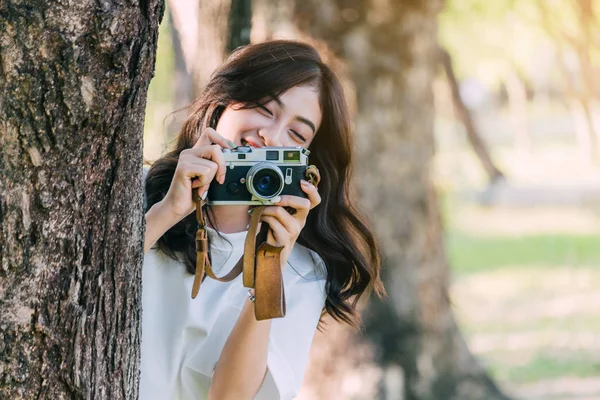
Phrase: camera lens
[
  {"left": 254, "top": 171, "right": 279, "bottom": 196},
  {"left": 247, "top": 163, "right": 284, "bottom": 200}
]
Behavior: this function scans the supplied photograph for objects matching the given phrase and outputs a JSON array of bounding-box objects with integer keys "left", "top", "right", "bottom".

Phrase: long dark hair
[{"left": 145, "top": 40, "right": 384, "bottom": 327}]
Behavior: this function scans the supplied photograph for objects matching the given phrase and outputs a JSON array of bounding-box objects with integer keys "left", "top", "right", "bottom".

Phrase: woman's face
[{"left": 215, "top": 84, "right": 322, "bottom": 148}]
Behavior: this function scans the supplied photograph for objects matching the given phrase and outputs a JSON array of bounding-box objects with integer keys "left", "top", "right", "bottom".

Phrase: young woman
[{"left": 141, "top": 40, "right": 384, "bottom": 400}]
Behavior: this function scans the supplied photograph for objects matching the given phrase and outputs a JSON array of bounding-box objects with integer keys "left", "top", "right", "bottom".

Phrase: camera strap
[{"left": 191, "top": 165, "right": 321, "bottom": 321}]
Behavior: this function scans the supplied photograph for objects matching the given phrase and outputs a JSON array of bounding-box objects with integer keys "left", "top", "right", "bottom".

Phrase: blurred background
[{"left": 143, "top": 1, "right": 600, "bottom": 399}]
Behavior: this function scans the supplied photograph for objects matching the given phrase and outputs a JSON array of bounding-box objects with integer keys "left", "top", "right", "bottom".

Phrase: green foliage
[{"left": 438, "top": 0, "right": 600, "bottom": 87}]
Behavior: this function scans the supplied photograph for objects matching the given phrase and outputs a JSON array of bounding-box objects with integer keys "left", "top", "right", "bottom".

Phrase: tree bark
[
  {"left": 258, "top": 1, "right": 510, "bottom": 399},
  {"left": 0, "top": 1, "right": 163, "bottom": 398}
]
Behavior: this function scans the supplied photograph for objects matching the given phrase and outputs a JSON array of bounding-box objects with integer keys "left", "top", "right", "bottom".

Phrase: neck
[{"left": 208, "top": 205, "right": 252, "bottom": 233}]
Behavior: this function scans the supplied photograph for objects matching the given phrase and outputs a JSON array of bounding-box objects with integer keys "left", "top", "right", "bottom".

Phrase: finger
[
  {"left": 178, "top": 162, "right": 215, "bottom": 186},
  {"left": 260, "top": 215, "right": 292, "bottom": 246},
  {"left": 191, "top": 178, "right": 210, "bottom": 191},
  {"left": 196, "top": 184, "right": 210, "bottom": 200},
  {"left": 274, "top": 195, "right": 311, "bottom": 218},
  {"left": 261, "top": 206, "right": 301, "bottom": 235},
  {"left": 185, "top": 145, "right": 227, "bottom": 184},
  {"left": 193, "top": 127, "right": 234, "bottom": 149},
  {"left": 300, "top": 180, "right": 321, "bottom": 210}
]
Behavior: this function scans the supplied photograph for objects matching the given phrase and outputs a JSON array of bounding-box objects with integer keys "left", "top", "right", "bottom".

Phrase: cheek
[
  {"left": 215, "top": 108, "right": 259, "bottom": 140},
  {"left": 214, "top": 110, "right": 240, "bottom": 141}
]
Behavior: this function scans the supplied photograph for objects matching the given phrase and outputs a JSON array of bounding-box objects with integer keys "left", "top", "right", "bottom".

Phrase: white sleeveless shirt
[{"left": 139, "top": 225, "right": 327, "bottom": 399}]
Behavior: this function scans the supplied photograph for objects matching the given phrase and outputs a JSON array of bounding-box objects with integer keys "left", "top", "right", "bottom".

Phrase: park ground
[{"left": 438, "top": 107, "right": 600, "bottom": 400}]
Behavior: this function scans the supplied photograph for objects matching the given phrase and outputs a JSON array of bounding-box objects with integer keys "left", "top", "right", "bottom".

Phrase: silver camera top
[{"left": 222, "top": 146, "right": 310, "bottom": 166}]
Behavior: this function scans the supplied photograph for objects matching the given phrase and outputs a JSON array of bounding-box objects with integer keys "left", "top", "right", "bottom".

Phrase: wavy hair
[{"left": 145, "top": 40, "right": 384, "bottom": 327}]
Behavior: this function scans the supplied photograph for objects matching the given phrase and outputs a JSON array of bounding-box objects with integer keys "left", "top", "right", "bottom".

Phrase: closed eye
[
  {"left": 258, "top": 105, "right": 273, "bottom": 117},
  {"left": 290, "top": 129, "right": 306, "bottom": 143}
]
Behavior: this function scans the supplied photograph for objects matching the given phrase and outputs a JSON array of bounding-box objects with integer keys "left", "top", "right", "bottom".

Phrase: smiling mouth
[{"left": 241, "top": 138, "right": 262, "bottom": 148}]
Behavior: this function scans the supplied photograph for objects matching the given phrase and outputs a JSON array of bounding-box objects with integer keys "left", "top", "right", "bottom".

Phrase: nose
[{"left": 257, "top": 126, "right": 284, "bottom": 147}]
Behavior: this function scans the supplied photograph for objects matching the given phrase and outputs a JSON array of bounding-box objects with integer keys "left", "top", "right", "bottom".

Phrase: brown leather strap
[
  {"left": 235, "top": 206, "right": 287, "bottom": 320},
  {"left": 191, "top": 190, "right": 209, "bottom": 299},
  {"left": 191, "top": 228, "right": 209, "bottom": 299},
  {"left": 241, "top": 206, "right": 266, "bottom": 288},
  {"left": 191, "top": 196, "right": 244, "bottom": 296},
  {"left": 255, "top": 242, "right": 286, "bottom": 320}
]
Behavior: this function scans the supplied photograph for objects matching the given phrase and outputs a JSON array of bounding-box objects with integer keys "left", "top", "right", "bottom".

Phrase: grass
[
  {"left": 443, "top": 197, "right": 600, "bottom": 396},
  {"left": 450, "top": 255, "right": 600, "bottom": 393},
  {"left": 487, "top": 350, "right": 600, "bottom": 384},
  {"left": 446, "top": 232, "right": 600, "bottom": 275}
]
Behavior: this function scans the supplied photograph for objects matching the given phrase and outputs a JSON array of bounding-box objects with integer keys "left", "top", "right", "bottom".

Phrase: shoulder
[{"left": 286, "top": 243, "right": 327, "bottom": 284}]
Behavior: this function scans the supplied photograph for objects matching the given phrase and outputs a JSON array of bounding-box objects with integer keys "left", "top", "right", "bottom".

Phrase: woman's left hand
[{"left": 259, "top": 179, "right": 321, "bottom": 269}]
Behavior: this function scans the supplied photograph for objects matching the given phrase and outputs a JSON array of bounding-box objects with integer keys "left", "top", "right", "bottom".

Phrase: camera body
[{"left": 207, "top": 146, "right": 312, "bottom": 205}]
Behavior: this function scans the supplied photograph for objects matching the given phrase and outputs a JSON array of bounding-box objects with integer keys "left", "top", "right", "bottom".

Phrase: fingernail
[
  {"left": 201, "top": 191, "right": 208, "bottom": 200},
  {"left": 218, "top": 175, "right": 225, "bottom": 184},
  {"left": 301, "top": 180, "right": 309, "bottom": 185},
  {"left": 227, "top": 140, "right": 237, "bottom": 149}
]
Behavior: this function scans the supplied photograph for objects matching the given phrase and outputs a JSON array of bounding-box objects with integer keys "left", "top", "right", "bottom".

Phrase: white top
[{"left": 139, "top": 226, "right": 327, "bottom": 400}]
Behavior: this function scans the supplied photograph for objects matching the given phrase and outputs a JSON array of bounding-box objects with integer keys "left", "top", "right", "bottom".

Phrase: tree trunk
[
  {"left": 195, "top": 0, "right": 231, "bottom": 90},
  {"left": 227, "top": 0, "right": 253, "bottom": 52},
  {"left": 438, "top": 47, "right": 505, "bottom": 183},
  {"left": 0, "top": 1, "right": 163, "bottom": 398},
  {"left": 166, "top": 0, "right": 249, "bottom": 146},
  {"left": 258, "top": 1, "right": 510, "bottom": 399},
  {"left": 167, "top": 0, "right": 197, "bottom": 141},
  {"left": 504, "top": 66, "right": 532, "bottom": 156}
]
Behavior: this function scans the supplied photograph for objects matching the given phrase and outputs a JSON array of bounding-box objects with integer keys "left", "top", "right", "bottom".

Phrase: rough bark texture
[
  {"left": 0, "top": 1, "right": 163, "bottom": 398},
  {"left": 258, "top": 1, "right": 510, "bottom": 399}
]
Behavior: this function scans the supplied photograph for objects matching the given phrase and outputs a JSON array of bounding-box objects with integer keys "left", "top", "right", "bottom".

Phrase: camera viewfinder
[
  {"left": 284, "top": 150, "right": 301, "bottom": 162},
  {"left": 266, "top": 151, "right": 279, "bottom": 161}
]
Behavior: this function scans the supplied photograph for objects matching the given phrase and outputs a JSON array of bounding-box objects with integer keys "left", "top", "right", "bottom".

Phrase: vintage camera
[{"left": 207, "top": 146, "right": 312, "bottom": 205}]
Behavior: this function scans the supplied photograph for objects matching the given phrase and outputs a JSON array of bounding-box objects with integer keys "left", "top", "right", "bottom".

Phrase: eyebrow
[{"left": 271, "top": 96, "right": 317, "bottom": 134}]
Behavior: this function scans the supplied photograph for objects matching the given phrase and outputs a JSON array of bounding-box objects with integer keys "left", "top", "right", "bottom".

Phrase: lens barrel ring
[{"left": 246, "top": 162, "right": 285, "bottom": 200}]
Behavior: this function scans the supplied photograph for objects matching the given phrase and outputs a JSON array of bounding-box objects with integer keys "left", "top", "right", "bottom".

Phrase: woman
[{"left": 141, "top": 40, "right": 384, "bottom": 400}]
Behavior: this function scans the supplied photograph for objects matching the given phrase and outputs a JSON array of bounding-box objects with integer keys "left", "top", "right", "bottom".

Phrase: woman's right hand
[{"left": 161, "top": 128, "right": 233, "bottom": 220}]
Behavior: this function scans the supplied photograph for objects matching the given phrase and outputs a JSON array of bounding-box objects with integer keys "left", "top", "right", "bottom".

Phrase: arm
[
  {"left": 144, "top": 128, "right": 233, "bottom": 254},
  {"left": 209, "top": 183, "right": 322, "bottom": 399},
  {"left": 144, "top": 200, "right": 182, "bottom": 254},
  {"left": 208, "top": 293, "right": 272, "bottom": 400}
]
